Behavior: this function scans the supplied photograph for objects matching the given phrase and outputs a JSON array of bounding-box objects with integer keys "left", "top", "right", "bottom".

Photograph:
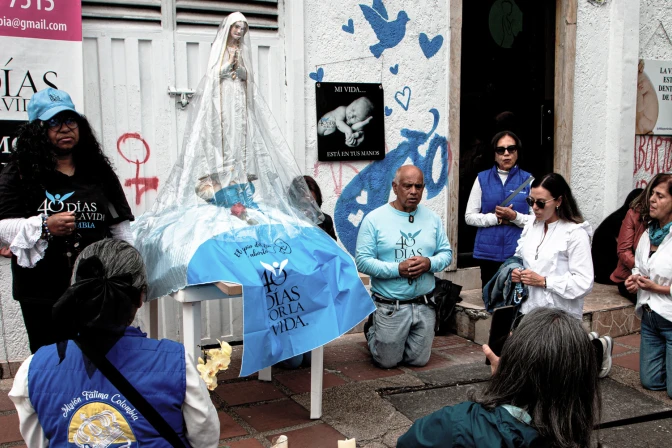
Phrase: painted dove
[{"left": 359, "top": 2, "right": 410, "bottom": 58}]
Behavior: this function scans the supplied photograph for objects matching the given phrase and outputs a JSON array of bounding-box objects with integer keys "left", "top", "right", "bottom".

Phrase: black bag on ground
[{"left": 433, "top": 276, "right": 463, "bottom": 334}]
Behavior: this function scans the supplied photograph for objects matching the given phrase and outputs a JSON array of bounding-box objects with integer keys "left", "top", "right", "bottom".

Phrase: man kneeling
[{"left": 356, "top": 166, "right": 453, "bottom": 368}]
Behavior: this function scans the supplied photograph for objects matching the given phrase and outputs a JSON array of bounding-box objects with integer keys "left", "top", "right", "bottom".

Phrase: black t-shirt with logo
[{"left": 0, "top": 162, "right": 134, "bottom": 303}]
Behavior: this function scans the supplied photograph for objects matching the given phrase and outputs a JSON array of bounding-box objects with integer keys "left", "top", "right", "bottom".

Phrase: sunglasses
[
  {"left": 44, "top": 116, "right": 79, "bottom": 131},
  {"left": 526, "top": 196, "right": 555, "bottom": 209},
  {"left": 495, "top": 145, "right": 518, "bottom": 155}
]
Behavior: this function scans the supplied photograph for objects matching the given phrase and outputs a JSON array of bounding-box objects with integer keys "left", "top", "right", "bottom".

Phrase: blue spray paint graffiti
[
  {"left": 394, "top": 86, "right": 411, "bottom": 111},
  {"left": 309, "top": 68, "right": 324, "bottom": 82},
  {"left": 342, "top": 18, "right": 355, "bottom": 34},
  {"left": 419, "top": 33, "right": 444, "bottom": 59},
  {"left": 334, "top": 109, "right": 450, "bottom": 256},
  {"left": 359, "top": 2, "right": 409, "bottom": 58}
]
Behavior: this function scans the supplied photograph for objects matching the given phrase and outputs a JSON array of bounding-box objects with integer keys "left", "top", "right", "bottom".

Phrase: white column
[
  {"left": 182, "top": 301, "right": 202, "bottom": 363},
  {"left": 310, "top": 346, "right": 324, "bottom": 419}
]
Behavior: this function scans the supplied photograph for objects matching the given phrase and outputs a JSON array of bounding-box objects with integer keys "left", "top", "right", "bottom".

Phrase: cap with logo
[{"left": 27, "top": 88, "right": 80, "bottom": 122}]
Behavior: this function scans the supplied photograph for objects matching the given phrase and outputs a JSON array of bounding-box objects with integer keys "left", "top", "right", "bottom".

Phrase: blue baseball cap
[{"left": 27, "top": 88, "right": 80, "bottom": 122}]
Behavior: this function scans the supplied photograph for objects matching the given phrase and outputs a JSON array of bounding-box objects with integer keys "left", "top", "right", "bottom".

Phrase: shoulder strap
[
  {"left": 499, "top": 175, "right": 534, "bottom": 207},
  {"left": 76, "top": 341, "right": 187, "bottom": 448}
]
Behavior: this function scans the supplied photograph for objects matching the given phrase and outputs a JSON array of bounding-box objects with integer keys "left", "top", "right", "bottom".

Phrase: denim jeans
[
  {"left": 367, "top": 301, "right": 435, "bottom": 368},
  {"left": 640, "top": 307, "right": 672, "bottom": 398}
]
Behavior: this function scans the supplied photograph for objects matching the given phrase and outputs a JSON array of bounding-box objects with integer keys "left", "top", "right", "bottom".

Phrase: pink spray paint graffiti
[
  {"left": 117, "top": 133, "right": 159, "bottom": 205},
  {"left": 313, "top": 161, "right": 361, "bottom": 196}
]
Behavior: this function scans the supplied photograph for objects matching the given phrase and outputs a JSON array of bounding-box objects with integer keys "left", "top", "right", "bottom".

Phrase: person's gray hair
[
  {"left": 393, "top": 165, "right": 423, "bottom": 184},
  {"left": 474, "top": 307, "right": 600, "bottom": 447},
  {"left": 71, "top": 239, "right": 148, "bottom": 296}
]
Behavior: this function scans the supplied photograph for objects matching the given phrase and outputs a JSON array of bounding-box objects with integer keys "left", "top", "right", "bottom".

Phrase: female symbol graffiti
[{"left": 116, "top": 133, "right": 159, "bottom": 206}]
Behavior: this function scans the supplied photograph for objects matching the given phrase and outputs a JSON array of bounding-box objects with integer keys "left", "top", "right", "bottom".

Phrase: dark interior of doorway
[{"left": 457, "top": 0, "right": 556, "bottom": 268}]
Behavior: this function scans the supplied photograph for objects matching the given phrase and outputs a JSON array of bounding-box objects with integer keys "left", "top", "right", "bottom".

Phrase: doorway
[{"left": 456, "top": 0, "right": 556, "bottom": 268}]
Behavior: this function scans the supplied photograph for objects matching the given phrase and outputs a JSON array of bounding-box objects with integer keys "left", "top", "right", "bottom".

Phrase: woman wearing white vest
[
  {"left": 465, "top": 130, "right": 533, "bottom": 288},
  {"left": 9, "top": 239, "right": 220, "bottom": 447},
  {"left": 625, "top": 173, "right": 672, "bottom": 398}
]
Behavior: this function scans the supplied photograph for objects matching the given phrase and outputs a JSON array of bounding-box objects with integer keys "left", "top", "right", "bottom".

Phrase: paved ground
[{"left": 0, "top": 332, "right": 670, "bottom": 447}]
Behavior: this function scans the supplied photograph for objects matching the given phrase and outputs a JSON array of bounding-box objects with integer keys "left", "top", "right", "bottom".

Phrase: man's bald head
[{"left": 393, "top": 165, "right": 423, "bottom": 185}]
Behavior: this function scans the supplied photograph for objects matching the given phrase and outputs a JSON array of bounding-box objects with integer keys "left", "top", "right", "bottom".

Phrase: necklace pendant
[
  {"left": 535, "top": 254, "right": 538, "bottom": 260},
  {"left": 409, "top": 215, "right": 414, "bottom": 223}
]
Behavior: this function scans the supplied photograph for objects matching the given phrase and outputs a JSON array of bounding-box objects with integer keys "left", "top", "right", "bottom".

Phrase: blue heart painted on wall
[
  {"left": 394, "top": 86, "right": 411, "bottom": 111},
  {"left": 342, "top": 19, "right": 354, "bottom": 34},
  {"left": 309, "top": 68, "right": 324, "bottom": 82},
  {"left": 390, "top": 64, "right": 399, "bottom": 75},
  {"left": 419, "top": 33, "right": 444, "bottom": 59},
  {"left": 385, "top": 106, "right": 393, "bottom": 116}
]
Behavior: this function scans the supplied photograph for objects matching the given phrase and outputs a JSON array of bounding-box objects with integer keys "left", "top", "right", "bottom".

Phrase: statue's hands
[{"left": 236, "top": 66, "right": 247, "bottom": 81}]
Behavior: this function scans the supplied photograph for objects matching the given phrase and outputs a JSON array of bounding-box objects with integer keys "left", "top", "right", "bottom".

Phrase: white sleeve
[
  {"left": 183, "top": 349, "right": 220, "bottom": 448},
  {"left": 8, "top": 355, "right": 49, "bottom": 448},
  {"left": 464, "top": 178, "right": 498, "bottom": 227},
  {"left": 0, "top": 217, "right": 48, "bottom": 268},
  {"left": 511, "top": 210, "right": 534, "bottom": 228},
  {"left": 109, "top": 220, "right": 134, "bottom": 245}
]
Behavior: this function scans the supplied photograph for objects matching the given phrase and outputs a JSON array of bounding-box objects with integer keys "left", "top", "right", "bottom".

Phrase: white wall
[
  {"left": 301, "top": 0, "right": 450, "bottom": 256},
  {"left": 572, "top": 0, "right": 639, "bottom": 229}
]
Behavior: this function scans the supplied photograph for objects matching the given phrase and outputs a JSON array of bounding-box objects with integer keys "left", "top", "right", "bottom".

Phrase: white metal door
[{"left": 82, "top": 1, "right": 285, "bottom": 347}]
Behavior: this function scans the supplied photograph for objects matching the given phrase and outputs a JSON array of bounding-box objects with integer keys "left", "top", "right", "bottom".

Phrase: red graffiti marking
[
  {"left": 313, "top": 161, "right": 361, "bottom": 196},
  {"left": 634, "top": 135, "right": 672, "bottom": 176},
  {"left": 117, "top": 133, "right": 159, "bottom": 205}
]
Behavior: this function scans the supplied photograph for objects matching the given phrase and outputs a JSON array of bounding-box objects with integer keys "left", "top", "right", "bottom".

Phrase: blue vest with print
[
  {"left": 28, "top": 327, "right": 191, "bottom": 447},
  {"left": 473, "top": 165, "right": 532, "bottom": 262}
]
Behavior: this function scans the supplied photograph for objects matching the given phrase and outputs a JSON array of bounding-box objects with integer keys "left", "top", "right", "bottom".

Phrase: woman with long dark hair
[
  {"left": 626, "top": 173, "right": 672, "bottom": 398},
  {"left": 465, "top": 130, "right": 533, "bottom": 288},
  {"left": 9, "top": 239, "right": 219, "bottom": 446},
  {"left": 397, "top": 307, "right": 601, "bottom": 447},
  {"left": 510, "top": 173, "right": 613, "bottom": 378},
  {"left": 0, "top": 88, "right": 133, "bottom": 353}
]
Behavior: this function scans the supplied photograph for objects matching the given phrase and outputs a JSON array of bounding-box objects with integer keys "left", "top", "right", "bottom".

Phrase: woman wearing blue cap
[{"left": 0, "top": 88, "right": 133, "bottom": 353}]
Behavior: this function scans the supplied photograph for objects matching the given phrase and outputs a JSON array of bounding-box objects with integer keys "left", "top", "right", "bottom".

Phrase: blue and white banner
[{"left": 187, "top": 224, "right": 374, "bottom": 376}]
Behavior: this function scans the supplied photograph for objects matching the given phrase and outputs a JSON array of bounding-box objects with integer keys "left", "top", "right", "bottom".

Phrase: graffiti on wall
[
  {"left": 117, "top": 132, "right": 159, "bottom": 206},
  {"left": 634, "top": 135, "right": 672, "bottom": 188},
  {"left": 335, "top": 109, "right": 451, "bottom": 255},
  {"left": 308, "top": 0, "right": 449, "bottom": 249}
]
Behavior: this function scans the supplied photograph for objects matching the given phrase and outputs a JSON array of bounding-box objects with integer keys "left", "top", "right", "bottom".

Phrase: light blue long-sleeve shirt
[{"left": 355, "top": 204, "right": 453, "bottom": 300}]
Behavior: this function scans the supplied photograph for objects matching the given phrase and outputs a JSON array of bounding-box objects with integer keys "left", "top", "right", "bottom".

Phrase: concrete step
[{"left": 453, "top": 283, "right": 639, "bottom": 344}]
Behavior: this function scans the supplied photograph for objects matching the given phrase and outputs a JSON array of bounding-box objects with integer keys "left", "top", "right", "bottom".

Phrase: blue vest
[
  {"left": 473, "top": 165, "right": 532, "bottom": 262},
  {"left": 28, "top": 327, "right": 191, "bottom": 447}
]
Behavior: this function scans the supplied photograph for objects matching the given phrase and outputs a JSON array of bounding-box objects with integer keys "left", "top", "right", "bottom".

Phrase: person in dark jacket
[
  {"left": 592, "top": 188, "right": 643, "bottom": 284},
  {"left": 397, "top": 307, "right": 601, "bottom": 448},
  {"left": 465, "top": 131, "right": 533, "bottom": 288}
]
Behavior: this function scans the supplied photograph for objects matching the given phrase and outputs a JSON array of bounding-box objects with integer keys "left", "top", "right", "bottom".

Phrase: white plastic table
[{"left": 148, "top": 274, "right": 370, "bottom": 419}]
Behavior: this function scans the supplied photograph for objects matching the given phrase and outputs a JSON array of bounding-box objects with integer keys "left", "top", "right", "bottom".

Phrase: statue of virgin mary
[{"left": 132, "top": 13, "right": 374, "bottom": 376}]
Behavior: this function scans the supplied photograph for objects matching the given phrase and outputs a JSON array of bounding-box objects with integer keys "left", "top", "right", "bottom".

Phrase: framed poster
[
  {"left": 315, "top": 82, "right": 385, "bottom": 161},
  {"left": 0, "top": 1, "right": 83, "bottom": 167},
  {"left": 636, "top": 59, "right": 672, "bottom": 135}
]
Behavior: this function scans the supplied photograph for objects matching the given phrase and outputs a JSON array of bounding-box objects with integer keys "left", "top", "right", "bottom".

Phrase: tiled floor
[
  {"left": 0, "top": 332, "right": 648, "bottom": 447},
  {"left": 612, "top": 332, "right": 641, "bottom": 372}
]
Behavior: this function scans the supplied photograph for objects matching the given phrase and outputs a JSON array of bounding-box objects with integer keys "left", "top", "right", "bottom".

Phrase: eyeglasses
[
  {"left": 495, "top": 145, "right": 518, "bottom": 155},
  {"left": 526, "top": 196, "right": 555, "bottom": 209},
  {"left": 44, "top": 116, "right": 79, "bottom": 131}
]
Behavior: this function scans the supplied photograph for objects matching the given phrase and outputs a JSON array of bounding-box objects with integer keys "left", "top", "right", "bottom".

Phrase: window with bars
[{"left": 81, "top": 0, "right": 279, "bottom": 30}]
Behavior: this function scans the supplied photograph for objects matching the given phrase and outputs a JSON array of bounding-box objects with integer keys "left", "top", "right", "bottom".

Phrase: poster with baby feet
[{"left": 316, "top": 82, "right": 385, "bottom": 161}]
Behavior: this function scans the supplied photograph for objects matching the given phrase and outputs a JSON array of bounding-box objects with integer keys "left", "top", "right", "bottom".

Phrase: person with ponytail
[
  {"left": 625, "top": 173, "right": 672, "bottom": 398},
  {"left": 9, "top": 239, "right": 219, "bottom": 447}
]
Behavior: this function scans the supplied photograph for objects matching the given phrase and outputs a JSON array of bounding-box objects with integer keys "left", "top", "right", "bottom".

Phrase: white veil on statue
[{"left": 133, "top": 12, "right": 323, "bottom": 299}]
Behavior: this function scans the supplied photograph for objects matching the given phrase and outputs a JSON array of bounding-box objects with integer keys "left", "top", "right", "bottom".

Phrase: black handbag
[
  {"left": 75, "top": 340, "right": 188, "bottom": 448},
  {"left": 432, "top": 276, "right": 463, "bottom": 334}
]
